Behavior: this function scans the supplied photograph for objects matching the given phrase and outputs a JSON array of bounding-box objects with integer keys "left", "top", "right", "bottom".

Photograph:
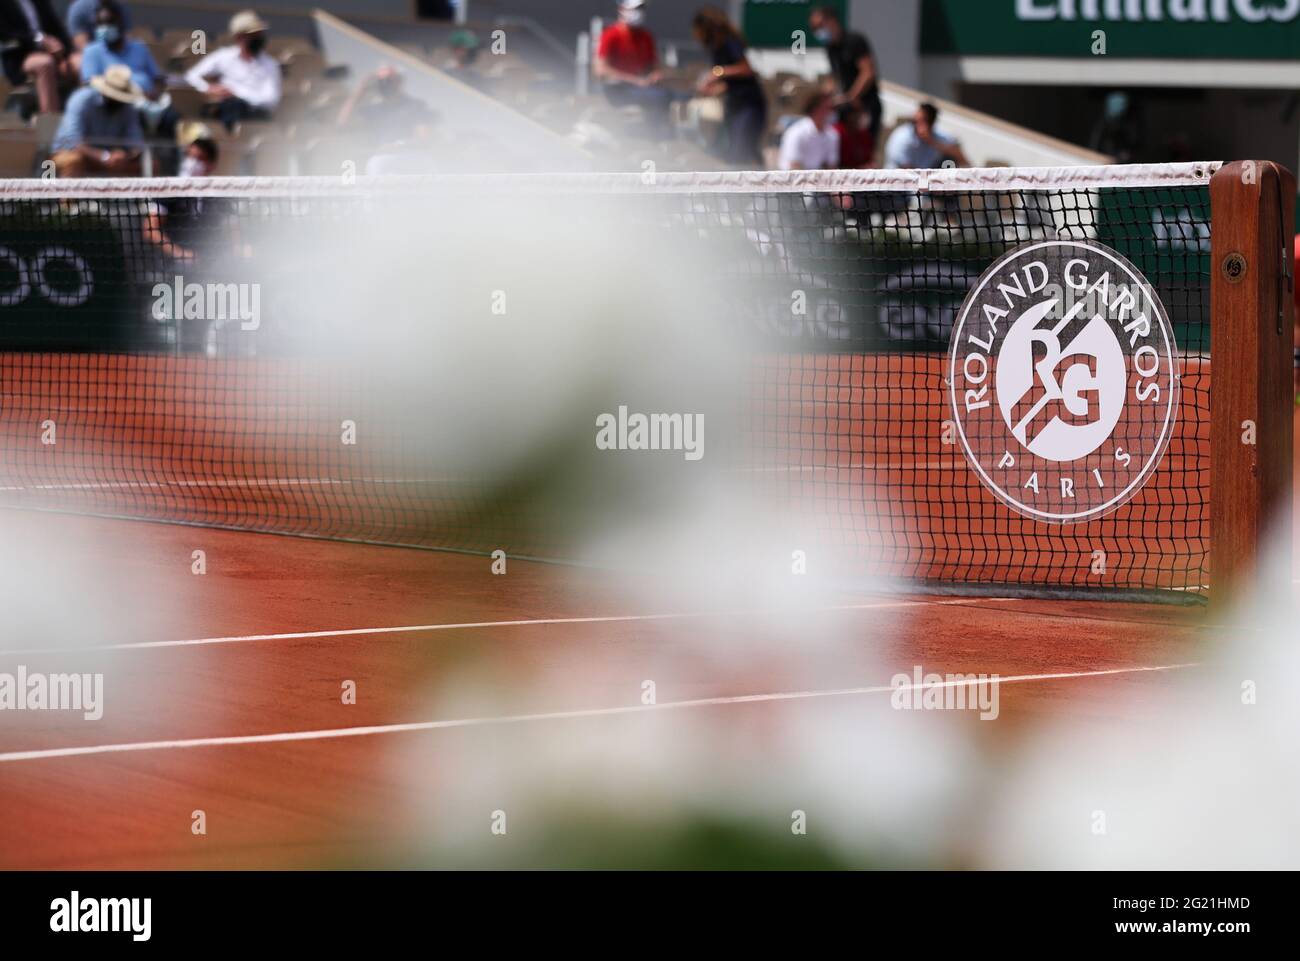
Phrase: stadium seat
[
  {"left": 210, "top": 139, "right": 248, "bottom": 176},
  {"left": 166, "top": 86, "right": 207, "bottom": 119},
  {"left": 30, "top": 112, "right": 60, "bottom": 144},
  {"left": 247, "top": 135, "right": 297, "bottom": 176},
  {"left": 3, "top": 84, "right": 36, "bottom": 121},
  {"left": 0, "top": 137, "right": 40, "bottom": 176},
  {"left": 279, "top": 50, "right": 326, "bottom": 81},
  {"left": 268, "top": 36, "right": 317, "bottom": 58},
  {"left": 159, "top": 28, "right": 198, "bottom": 55}
]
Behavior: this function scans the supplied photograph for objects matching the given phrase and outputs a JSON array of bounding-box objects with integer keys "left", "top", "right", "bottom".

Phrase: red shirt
[
  {"left": 834, "top": 121, "right": 875, "bottom": 169},
  {"left": 597, "top": 22, "right": 657, "bottom": 78}
]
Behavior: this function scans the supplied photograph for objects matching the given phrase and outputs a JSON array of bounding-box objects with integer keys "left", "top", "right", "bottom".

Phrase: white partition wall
[{"left": 313, "top": 10, "right": 591, "bottom": 173}]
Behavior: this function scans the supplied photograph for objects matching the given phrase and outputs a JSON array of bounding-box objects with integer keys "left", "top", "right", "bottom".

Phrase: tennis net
[{"left": 0, "top": 163, "right": 1290, "bottom": 602}]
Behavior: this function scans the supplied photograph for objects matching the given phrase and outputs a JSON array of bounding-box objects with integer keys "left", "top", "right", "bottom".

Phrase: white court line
[
  {"left": 0, "top": 599, "right": 992, "bottom": 656},
  {"left": 725, "top": 462, "right": 962, "bottom": 473},
  {"left": 0, "top": 663, "right": 1199, "bottom": 764},
  {"left": 0, "top": 476, "right": 461, "bottom": 493},
  {"left": 0, "top": 467, "right": 966, "bottom": 490}
]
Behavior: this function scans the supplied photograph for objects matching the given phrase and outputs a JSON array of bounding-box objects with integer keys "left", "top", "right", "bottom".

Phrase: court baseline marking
[
  {"left": 0, "top": 662, "right": 1199, "bottom": 764},
  {"left": 0, "top": 598, "right": 999, "bottom": 655}
]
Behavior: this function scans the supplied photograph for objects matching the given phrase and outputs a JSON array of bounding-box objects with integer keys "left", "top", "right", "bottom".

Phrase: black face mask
[{"left": 245, "top": 34, "right": 267, "bottom": 54}]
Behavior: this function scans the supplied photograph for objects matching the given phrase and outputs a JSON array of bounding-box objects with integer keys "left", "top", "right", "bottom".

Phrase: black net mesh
[{"left": 0, "top": 174, "right": 1213, "bottom": 600}]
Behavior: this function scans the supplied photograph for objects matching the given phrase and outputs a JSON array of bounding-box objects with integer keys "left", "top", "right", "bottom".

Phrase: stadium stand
[{"left": 0, "top": 2, "right": 1112, "bottom": 178}]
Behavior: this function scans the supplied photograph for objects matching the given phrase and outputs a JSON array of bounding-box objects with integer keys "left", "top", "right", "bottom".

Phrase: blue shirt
[
  {"left": 66, "top": 0, "right": 132, "bottom": 37},
  {"left": 80, "top": 38, "right": 160, "bottom": 93},
  {"left": 884, "top": 122, "right": 959, "bottom": 169},
  {"left": 52, "top": 86, "right": 144, "bottom": 152}
]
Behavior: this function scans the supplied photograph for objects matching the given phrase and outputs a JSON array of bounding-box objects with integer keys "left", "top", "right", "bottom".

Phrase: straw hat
[
  {"left": 177, "top": 121, "right": 215, "bottom": 147},
  {"left": 229, "top": 10, "right": 269, "bottom": 35},
  {"left": 90, "top": 64, "right": 143, "bottom": 105}
]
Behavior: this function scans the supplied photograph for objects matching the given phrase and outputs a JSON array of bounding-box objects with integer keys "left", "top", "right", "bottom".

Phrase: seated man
[
  {"left": 80, "top": 1, "right": 158, "bottom": 96},
  {"left": 777, "top": 89, "right": 839, "bottom": 171},
  {"left": 595, "top": 0, "right": 673, "bottom": 137},
  {"left": 336, "top": 65, "right": 431, "bottom": 141},
  {"left": 184, "top": 9, "right": 280, "bottom": 131},
  {"left": 0, "top": 0, "right": 75, "bottom": 114},
  {"left": 337, "top": 66, "right": 436, "bottom": 172},
  {"left": 81, "top": 0, "right": 174, "bottom": 154},
  {"left": 50, "top": 61, "right": 143, "bottom": 176},
  {"left": 833, "top": 100, "right": 874, "bottom": 168},
  {"left": 66, "top": 0, "right": 131, "bottom": 68},
  {"left": 884, "top": 103, "right": 967, "bottom": 170}
]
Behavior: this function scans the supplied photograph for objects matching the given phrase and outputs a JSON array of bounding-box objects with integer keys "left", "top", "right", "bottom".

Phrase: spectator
[
  {"left": 1090, "top": 90, "right": 1138, "bottom": 163},
  {"left": 185, "top": 9, "right": 280, "bottom": 131},
  {"left": 145, "top": 129, "right": 231, "bottom": 351},
  {"left": 50, "top": 62, "right": 143, "bottom": 176},
  {"left": 444, "top": 29, "right": 479, "bottom": 71},
  {"left": 809, "top": 5, "right": 881, "bottom": 146},
  {"left": 777, "top": 89, "right": 839, "bottom": 171},
  {"left": 0, "top": 0, "right": 75, "bottom": 114},
  {"left": 595, "top": 0, "right": 672, "bottom": 136},
  {"left": 691, "top": 6, "right": 765, "bottom": 167},
  {"left": 80, "top": 1, "right": 159, "bottom": 96},
  {"left": 833, "top": 99, "right": 874, "bottom": 168},
  {"left": 177, "top": 131, "right": 217, "bottom": 178},
  {"left": 66, "top": 0, "right": 129, "bottom": 54},
  {"left": 337, "top": 65, "right": 433, "bottom": 145},
  {"left": 82, "top": 1, "right": 179, "bottom": 166},
  {"left": 884, "top": 103, "right": 967, "bottom": 170},
  {"left": 143, "top": 134, "right": 218, "bottom": 264}
]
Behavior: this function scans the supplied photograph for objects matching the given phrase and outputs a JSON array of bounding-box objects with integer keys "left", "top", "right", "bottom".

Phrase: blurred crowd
[
  {"left": 594, "top": 1, "right": 966, "bottom": 172},
  {"left": 0, "top": 0, "right": 971, "bottom": 177},
  {"left": 2, "top": 2, "right": 290, "bottom": 174}
]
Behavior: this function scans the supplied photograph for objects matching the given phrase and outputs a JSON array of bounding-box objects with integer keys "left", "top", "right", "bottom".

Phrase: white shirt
[
  {"left": 185, "top": 46, "right": 282, "bottom": 110},
  {"left": 778, "top": 116, "right": 840, "bottom": 171}
]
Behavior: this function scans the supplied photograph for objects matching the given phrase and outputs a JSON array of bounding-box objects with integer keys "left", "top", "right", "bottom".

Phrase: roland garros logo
[{"left": 948, "top": 240, "right": 1178, "bottom": 523}]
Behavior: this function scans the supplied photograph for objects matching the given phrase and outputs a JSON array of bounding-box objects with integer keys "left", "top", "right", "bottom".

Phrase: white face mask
[
  {"left": 179, "top": 155, "right": 210, "bottom": 178},
  {"left": 621, "top": 9, "right": 645, "bottom": 26}
]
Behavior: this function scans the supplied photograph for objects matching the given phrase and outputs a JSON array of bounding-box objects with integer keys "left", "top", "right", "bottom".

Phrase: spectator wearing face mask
[
  {"left": 809, "top": 5, "right": 881, "bottom": 147},
  {"left": 184, "top": 9, "right": 281, "bottom": 131},
  {"left": 144, "top": 130, "right": 229, "bottom": 351},
  {"left": 143, "top": 135, "right": 219, "bottom": 261},
  {"left": 595, "top": 0, "right": 673, "bottom": 137},
  {"left": 82, "top": 1, "right": 181, "bottom": 165},
  {"left": 80, "top": 1, "right": 159, "bottom": 96},
  {"left": 66, "top": 0, "right": 130, "bottom": 56},
  {"left": 49, "top": 61, "right": 143, "bottom": 176}
]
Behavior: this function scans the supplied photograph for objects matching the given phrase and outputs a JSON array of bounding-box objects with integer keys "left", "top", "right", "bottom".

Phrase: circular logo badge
[{"left": 947, "top": 240, "right": 1178, "bottom": 523}]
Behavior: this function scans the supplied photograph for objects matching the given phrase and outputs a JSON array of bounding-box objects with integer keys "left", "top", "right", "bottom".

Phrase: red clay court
[{"left": 0, "top": 162, "right": 1293, "bottom": 869}]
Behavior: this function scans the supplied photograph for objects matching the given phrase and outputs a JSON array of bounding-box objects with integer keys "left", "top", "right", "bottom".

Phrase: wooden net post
[{"left": 1209, "top": 160, "right": 1295, "bottom": 604}]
